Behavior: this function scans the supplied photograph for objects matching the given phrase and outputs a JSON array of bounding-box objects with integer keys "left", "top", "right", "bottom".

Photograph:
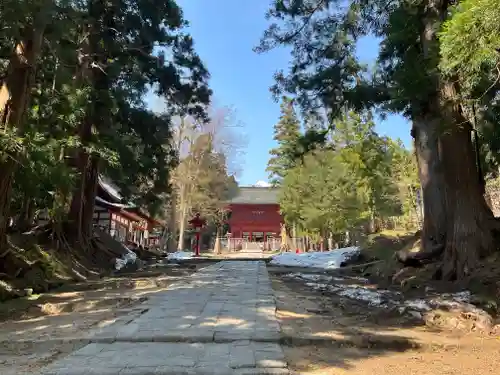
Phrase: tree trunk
[
  {"left": 68, "top": 151, "right": 100, "bottom": 245},
  {"left": 177, "top": 183, "right": 188, "bottom": 250},
  {"left": 167, "top": 188, "right": 178, "bottom": 251},
  {"left": 15, "top": 194, "right": 36, "bottom": 232},
  {"left": 0, "top": 24, "right": 47, "bottom": 249},
  {"left": 439, "top": 111, "right": 497, "bottom": 280},
  {"left": 412, "top": 116, "right": 447, "bottom": 251},
  {"left": 214, "top": 226, "right": 222, "bottom": 254},
  {"left": 409, "top": 0, "right": 498, "bottom": 279},
  {"left": 328, "top": 233, "right": 333, "bottom": 251},
  {"left": 81, "top": 156, "right": 100, "bottom": 239},
  {"left": 67, "top": 8, "right": 107, "bottom": 247}
]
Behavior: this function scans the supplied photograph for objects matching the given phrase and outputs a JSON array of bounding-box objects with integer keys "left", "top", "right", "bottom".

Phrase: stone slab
[
  {"left": 39, "top": 342, "right": 288, "bottom": 375},
  {"left": 38, "top": 261, "right": 288, "bottom": 374}
]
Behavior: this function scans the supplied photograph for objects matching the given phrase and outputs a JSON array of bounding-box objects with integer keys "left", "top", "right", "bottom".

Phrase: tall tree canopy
[
  {"left": 267, "top": 96, "right": 302, "bottom": 185},
  {"left": 0, "top": 0, "right": 211, "bottom": 250},
  {"left": 258, "top": 0, "right": 500, "bottom": 279},
  {"left": 279, "top": 111, "right": 414, "bottom": 239}
]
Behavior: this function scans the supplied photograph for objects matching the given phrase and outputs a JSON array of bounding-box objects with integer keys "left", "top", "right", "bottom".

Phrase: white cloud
[{"left": 255, "top": 180, "right": 271, "bottom": 187}]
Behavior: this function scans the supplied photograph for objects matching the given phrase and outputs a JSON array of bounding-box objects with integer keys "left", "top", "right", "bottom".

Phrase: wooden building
[
  {"left": 36, "top": 176, "right": 163, "bottom": 248},
  {"left": 92, "top": 177, "right": 164, "bottom": 247},
  {"left": 227, "top": 186, "right": 283, "bottom": 242}
]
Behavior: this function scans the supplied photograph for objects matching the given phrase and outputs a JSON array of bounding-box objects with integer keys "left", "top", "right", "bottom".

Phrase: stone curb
[
  {"left": 40, "top": 367, "right": 290, "bottom": 375},
  {"left": 279, "top": 334, "right": 460, "bottom": 351},
  {"left": 1, "top": 332, "right": 460, "bottom": 352}
]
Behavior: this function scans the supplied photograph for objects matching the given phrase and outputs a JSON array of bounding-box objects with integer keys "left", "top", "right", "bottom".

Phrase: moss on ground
[
  {"left": 359, "top": 229, "right": 420, "bottom": 262},
  {"left": 0, "top": 229, "right": 130, "bottom": 303}
]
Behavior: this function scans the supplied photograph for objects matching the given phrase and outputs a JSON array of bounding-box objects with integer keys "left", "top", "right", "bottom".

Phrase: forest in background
[{"left": 268, "top": 96, "right": 420, "bottom": 247}]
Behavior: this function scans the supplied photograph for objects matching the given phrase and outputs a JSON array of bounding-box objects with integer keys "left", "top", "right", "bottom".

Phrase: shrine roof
[{"left": 228, "top": 186, "right": 279, "bottom": 205}]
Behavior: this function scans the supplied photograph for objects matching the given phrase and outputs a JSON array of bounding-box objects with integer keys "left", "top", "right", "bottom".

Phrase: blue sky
[{"left": 147, "top": 1, "right": 411, "bottom": 186}]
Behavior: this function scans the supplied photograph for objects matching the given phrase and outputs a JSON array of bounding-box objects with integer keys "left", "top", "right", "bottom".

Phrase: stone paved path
[
  {"left": 39, "top": 261, "right": 289, "bottom": 375},
  {"left": 224, "top": 248, "right": 266, "bottom": 259}
]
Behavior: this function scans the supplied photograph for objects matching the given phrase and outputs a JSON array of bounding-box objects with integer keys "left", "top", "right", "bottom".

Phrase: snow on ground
[
  {"left": 269, "top": 247, "right": 360, "bottom": 269},
  {"left": 254, "top": 180, "right": 271, "bottom": 187},
  {"left": 289, "top": 272, "right": 399, "bottom": 307},
  {"left": 115, "top": 249, "right": 137, "bottom": 270},
  {"left": 285, "top": 272, "right": 480, "bottom": 318},
  {"left": 166, "top": 251, "right": 195, "bottom": 261}
]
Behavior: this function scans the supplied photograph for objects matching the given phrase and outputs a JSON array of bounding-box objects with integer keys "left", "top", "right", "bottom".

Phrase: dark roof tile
[{"left": 229, "top": 186, "right": 279, "bottom": 204}]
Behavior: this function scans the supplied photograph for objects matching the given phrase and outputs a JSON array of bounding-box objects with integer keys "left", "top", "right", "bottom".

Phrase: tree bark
[
  {"left": 15, "top": 194, "right": 36, "bottom": 232},
  {"left": 406, "top": 0, "right": 499, "bottom": 279},
  {"left": 177, "top": 182, "right": 188, "bottom": 250},
  {"left": 167, "top": 188, "right": 178, "bottom": 251},
  {"left": 68, "top": 151, "right": 100, "bottom": 245},
  {"left": 412, "top": 116, "right": 447, "bottom": 251},
  {"left": 67, "top": 4, "right": 109, "bottom": 247},
  {"left": 214, "top": 226, "right": 222, "bottom": 254},
  {"left": 439, "top": 95, "right": 497, "bottom": 279},
  {"left": 0, "top": 23, "right": 47, "bottom": 250}
]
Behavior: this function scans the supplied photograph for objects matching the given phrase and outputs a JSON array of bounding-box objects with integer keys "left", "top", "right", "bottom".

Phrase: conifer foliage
[
  {"left": 258, "top": 0, "right": 500, "bottom": 279},
  {"left": 267, "top": 96, "right": 301, "bottom": 186},
  {"left": 0, "top": 1, "right": 211, "bottom": 252}
]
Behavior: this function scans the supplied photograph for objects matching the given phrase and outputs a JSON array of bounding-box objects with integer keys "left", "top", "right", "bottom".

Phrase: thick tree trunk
[
  {"left": 398, "top": 0, "right": 498, "bottom": 278},
  {"left": 81, "top": 156, "right": 100, "bottom": 238},
  {"left": 67, "top": 100, "right": 100, "bottom": 245},
  {"left": 439, "top": 114, "right": 497, "bottom": 279},
  {"left": 67, "top": 7, "right": 108, "bottom": 247},
  {"left": 68, "top": 151, "right": 100, "bottom": 245},
  {"left": 0, "top": 24, "right": 46, "bottom": 250},
  {"left": 15, "top": 194, "right": 36, "bottom": 232},
  {"left": 412, "top": 116, "right": 447, "bottom": 251}
]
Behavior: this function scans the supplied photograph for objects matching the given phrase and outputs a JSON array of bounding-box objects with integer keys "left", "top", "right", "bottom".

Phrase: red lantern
[{"left": 188, "top": 213, "right": 206, "bottom": 256}]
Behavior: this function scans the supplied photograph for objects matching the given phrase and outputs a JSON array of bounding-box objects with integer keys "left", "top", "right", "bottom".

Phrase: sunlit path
[{"left": 39, "top": 261, "right": 289, "bottom": 375}]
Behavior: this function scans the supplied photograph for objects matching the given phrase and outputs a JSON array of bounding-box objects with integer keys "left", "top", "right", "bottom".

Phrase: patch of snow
[
  {"left": 270, "top": 247, "right": 360, "bottom": 269},
  {"left": 166, "top": 251, "right": 194, "bottom": 261},
  {"left": 333, "top": 285, "right": 396, "bottom": 306},
  {"left": 347, "top": 276, "right": 370, "bottom": 283},
  {"left": 95, "top": 196, "right": 134, "bottom": 208},
  {"left": 442, "top": 291, "right": 471, "bottom": 303},
  {"left": 286, "top": 272, "right": 399, "bottom": 307},
  {"left": 99, "top": 176, "right": 123, "bottom": 201},
  {"left": 287, "top": 272, "right": 483, "bottom": 321},
  {"left": 288, "top": 273, "right": 339, "bottom": 283},
  {"left": 404, "top": 291, "right": 472, "bottom": 313},
  {"left": 115, "top": 249, "right": 137, "bottom": 270},
  {"left": 255, "top": 180, "right": 271, "bottom": 187},
  {"left": 404, "top": 299, "right": 432, "bottom": 311}
]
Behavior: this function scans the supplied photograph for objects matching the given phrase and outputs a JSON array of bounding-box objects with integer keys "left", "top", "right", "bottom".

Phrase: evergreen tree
[
  {"left": 266, "top": 96, "right": 301, "bottom": 186},
  {"left": 257, "top": 0, "right": 500, "bottom": 279},
  {"left": 279, "top": 111, "right": 406, "bottom": 239},
  {"left": 0, "top": 0, "right": 211, "bottom": 252}
]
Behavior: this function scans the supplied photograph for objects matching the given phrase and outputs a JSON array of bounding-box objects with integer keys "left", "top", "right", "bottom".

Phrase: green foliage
[
  {"left": 280, "top": 149, "right": 368, "bottom": 236},
  {"left": 279, "top": 111, "right": 416, "bottom": 236},
  {"left": 181, "top": 132, "right": 238, "bottom": 228},
  {"left": 266, "top": 96, "right": 302, "bottom": 185},
  {"left": 440, "top": 0, "right": 500, "bottom": 93},
  {"left": 0, "top": 0, "right": 211, "bottom": 233},
  {"left": 439, "top": 0, "right": 500, "bottom": 175}
]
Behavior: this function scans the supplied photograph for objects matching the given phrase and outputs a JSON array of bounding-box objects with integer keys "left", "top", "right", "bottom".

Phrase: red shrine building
[{"left": 227, "top": 186, "right": 283, "bottom": 242}]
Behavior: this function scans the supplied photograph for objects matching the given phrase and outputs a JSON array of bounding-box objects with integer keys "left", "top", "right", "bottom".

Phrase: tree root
[
  {"left": 395, "top": 243, "right": 444, "bottom": 267},
  {"left": 0, "top": 247, "right": 12, "bottom": 258}
]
